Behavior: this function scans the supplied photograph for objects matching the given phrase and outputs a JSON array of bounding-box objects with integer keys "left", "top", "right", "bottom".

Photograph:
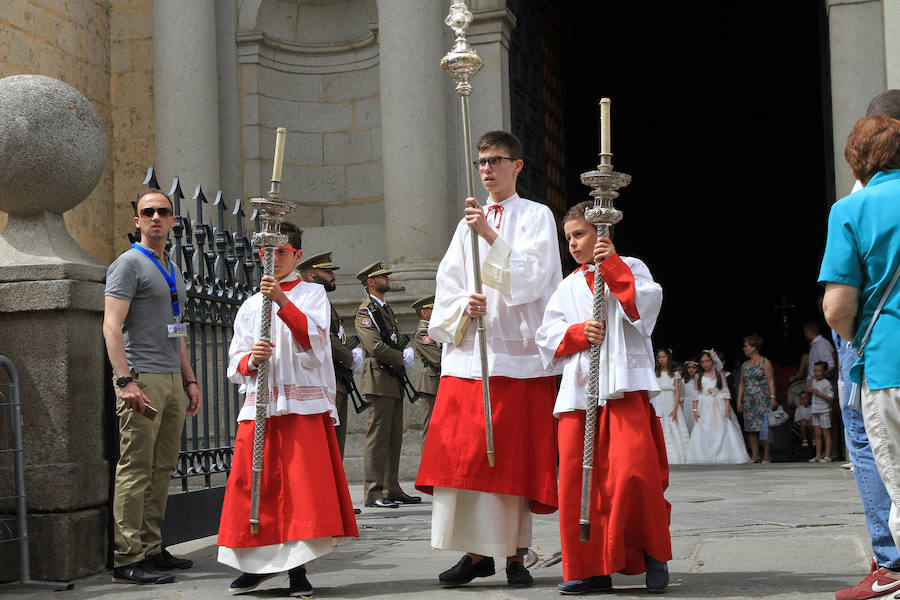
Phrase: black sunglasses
[{"left": 140, "top": 207, "right": 173, "bottom": 218}]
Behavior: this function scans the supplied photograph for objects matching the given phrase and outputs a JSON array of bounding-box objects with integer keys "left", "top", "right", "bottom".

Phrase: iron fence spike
[{"left": 143, "top": 165, "right": 160, "bottom": 189}]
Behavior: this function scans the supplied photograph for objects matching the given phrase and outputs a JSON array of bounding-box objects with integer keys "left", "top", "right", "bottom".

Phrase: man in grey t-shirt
[{"left": 102, "top": 189, "right": 202, "bottom": 585}]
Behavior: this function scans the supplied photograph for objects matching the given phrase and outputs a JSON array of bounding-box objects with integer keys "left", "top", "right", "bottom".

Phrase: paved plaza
[{"left": 3, "top": 462, "right": 875, "bottom": 599}]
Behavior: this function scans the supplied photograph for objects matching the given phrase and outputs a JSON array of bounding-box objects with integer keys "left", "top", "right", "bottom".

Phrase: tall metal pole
[
  {"left": 441, "top": 0, "right": 494, "bottom": 467},
  {"left": 578, "top": 99, "right": 631, "bottom": 541},
  {"left": 248, "top": 127, "right": 295, "bottom": 534}
]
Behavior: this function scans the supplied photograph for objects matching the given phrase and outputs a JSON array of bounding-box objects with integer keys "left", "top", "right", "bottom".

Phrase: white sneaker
[
  {"left": 801, "top": 439, "right": 809, "bottom": 447},
  {"left": 841, "top": 462, "right": 853, "bottom": 469}
]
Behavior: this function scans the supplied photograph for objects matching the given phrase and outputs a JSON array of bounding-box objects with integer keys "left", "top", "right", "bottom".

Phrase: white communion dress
[
  {"left": 686, "top": 373, "right": 750, "bottom": 464},
  {"left": 655, "top": 371, "right": 690, "bottom": 464}
]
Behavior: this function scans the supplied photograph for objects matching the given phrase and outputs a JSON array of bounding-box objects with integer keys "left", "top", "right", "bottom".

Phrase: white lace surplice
[
  {"left": 428, "top": 194, "right": 563, "bottom": 380},
  {"left": 535, "top": 257, "right": 661, "bottom": 416},
  {"left": 226, "top": 277, "right": 337, "bottom": 424}
]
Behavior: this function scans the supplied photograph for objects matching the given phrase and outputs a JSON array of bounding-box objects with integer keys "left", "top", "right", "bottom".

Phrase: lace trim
[
  {"left": 558, "top": 354, "right": 655, "bottom": 389},
  {"left": 448, "top": 337, "right": 539, "bottom": 356},
  {"left": 244, "top": 384, "right": 331, "bottom": 408}
]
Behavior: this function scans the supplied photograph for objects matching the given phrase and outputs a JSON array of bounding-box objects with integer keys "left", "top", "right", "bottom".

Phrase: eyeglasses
[
  {"left": 139, "top": 207, "right": 173, "bottom": 218},
  {"left": 258, "top": 247, "right": 297, "bottom": 259},
  {"left": 473, "top": 155, "right": 515, "bottom": 170}
]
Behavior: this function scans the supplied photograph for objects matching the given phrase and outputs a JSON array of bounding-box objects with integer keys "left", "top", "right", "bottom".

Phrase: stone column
[
  {"left": 0, "top": 75, "right": 108, "bottom": 581},
  {"left": 153, "top": 0, "right": 221, "bottom": 196},
  {"left": 377, "top": 0, "right": 449, "bottom": 306},
  {"left": 827, "top": 0, "right": 885, "bottom": 196},
  {"left": 884, "top": 0, "right": 900, "bottom": 88}
]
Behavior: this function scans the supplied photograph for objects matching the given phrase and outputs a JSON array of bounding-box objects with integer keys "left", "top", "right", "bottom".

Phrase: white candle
[
  {"left": 272, "top": 127, "right": 286, "bottom": 182},
  {"left": 599, "top": 98, "right": 611, "bottom": 155}
]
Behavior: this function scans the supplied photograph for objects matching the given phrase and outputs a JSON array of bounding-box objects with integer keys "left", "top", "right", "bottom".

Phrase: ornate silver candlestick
[
  {"left": 442, "top": 0, "right": 494, "bottom": 467},
  {"left": 579, "top": 100, "right": 631, "bottom": 542},
  {"left": 248, "top": 127, "right": 294, "bottom": 534}
]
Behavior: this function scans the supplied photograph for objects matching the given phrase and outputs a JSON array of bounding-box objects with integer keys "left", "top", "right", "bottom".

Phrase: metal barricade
[{"left": 0, "top": 356, "right": 71, "bottom": 590}]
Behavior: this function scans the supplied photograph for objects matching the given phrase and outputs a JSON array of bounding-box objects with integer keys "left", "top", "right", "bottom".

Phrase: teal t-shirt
[{"left": 818, "top": 169, "right": 900, "bottom": 390}]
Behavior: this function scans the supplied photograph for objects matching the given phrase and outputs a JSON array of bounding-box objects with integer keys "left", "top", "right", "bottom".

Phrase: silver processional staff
[
  {"left": 248, "top": 127, "right": 295, "bottom": 534},
  {"left": 579, "top": 99, "right": 631, "bottom": 541},
  {"left": 441, "top": 0, "right": 495, "bottom": 467}
]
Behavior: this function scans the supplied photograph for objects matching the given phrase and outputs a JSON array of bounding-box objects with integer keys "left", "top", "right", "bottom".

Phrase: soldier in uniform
[
  {"left": 297, "top": 251, "right": 360, "bottom": 456},
  {"left": 411, "top": 295, "right": 441, "bottom": 438},
  {"left": 354, "top": 261, "right": 421, "bottom": 508}
]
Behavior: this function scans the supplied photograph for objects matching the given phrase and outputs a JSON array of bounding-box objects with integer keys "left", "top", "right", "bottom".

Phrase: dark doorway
[{"left": 553, "top": 2, "right": 833, "bottom": 369}]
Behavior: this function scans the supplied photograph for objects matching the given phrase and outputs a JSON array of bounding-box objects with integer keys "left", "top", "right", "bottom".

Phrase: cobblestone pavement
[{"left": 2, "top": 462, "right": 874, "bottom": 599}]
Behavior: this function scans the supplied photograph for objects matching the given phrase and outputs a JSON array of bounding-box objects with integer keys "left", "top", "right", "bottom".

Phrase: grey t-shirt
[{"left": 105, "top": 246, "right": 188, "bottom": 373}]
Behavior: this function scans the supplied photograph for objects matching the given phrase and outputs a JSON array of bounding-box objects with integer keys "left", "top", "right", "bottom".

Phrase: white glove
[
  {"left": 351, "top": 347, "right": 363, "bottom": 375},
  {"left": 403, "top": 347, "right": 415, "bottom": 369}
]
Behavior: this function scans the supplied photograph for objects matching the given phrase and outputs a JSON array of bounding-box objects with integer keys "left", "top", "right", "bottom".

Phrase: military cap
[
  {"left": 356, "top": 260, "right": 392, "bottom": 281},
  {"left": 411, "top": 295, "right": 435, "bottom": 312},
  {"left": 297, "top": 251, "right": 339, "bottom": 272}
]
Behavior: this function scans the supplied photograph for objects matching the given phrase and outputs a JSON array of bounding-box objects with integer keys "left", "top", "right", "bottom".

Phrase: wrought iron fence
[{"left": 133, "top": 167, "right": 262, "bottom": 503}]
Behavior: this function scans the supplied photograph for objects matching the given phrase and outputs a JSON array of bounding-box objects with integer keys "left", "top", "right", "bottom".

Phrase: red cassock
[
  {"left": 558, "top": 392, "right": 672, "bottom": 580},
  {"left": 217, "top": 412, "right": 359, "bottom": 548},
  {"left": 415, "top": 375, "right": 559, "bottom": 514}
]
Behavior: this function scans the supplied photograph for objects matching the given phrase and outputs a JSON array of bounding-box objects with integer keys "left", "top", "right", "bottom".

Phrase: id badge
[{"left": 167, "top": 323, "right": 188, "bottom": 338}]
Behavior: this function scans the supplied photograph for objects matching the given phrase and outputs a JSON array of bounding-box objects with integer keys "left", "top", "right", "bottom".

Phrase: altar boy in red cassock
[
  {"left": 415, "top": 131, "right": 562, "bottom": 588},
  {"left": 536, "top": 202, "right": 672, "bottom": 594},
  {"left": 217, "top": 222, "right": 358, "bottom": 598}
]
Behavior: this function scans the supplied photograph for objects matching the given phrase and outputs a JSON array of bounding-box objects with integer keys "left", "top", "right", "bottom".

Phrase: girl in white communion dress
[
  {"left": 686, "top": 350, "right": 750, "bottom": 464},
  {"left": 654, "top": 348, "right": 690, "bottom": 464}
]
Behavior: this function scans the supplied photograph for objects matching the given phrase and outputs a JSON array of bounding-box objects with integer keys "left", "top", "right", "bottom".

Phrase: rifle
[
  {"left": 364, "top": 297, "right": 421, "bottom": 403},
  {"left": 382, "top": 334, "right": 421, "bottom": 404},
  {"left": 342, "top": 336, "right": 370, "bottom": 414}
]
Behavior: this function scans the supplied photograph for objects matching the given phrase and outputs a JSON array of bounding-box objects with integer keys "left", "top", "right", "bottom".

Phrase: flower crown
[{"left": 702, "top": 349, "right": 723, "bottom": 372}]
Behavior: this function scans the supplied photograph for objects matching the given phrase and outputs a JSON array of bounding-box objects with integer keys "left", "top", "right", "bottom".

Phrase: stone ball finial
[{"left": 0, "top": 75, "right": 106, "bottom": 215}]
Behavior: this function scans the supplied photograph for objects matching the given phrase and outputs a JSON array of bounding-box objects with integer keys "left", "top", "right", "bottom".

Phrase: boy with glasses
[{"left": 415, "top": 130, "right": 562, "bottom": 587}]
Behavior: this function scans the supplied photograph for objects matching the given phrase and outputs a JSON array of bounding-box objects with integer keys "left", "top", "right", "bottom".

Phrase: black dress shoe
[
  {"left": 149, "top": 547, "right": 193, "bottom": 570},
  {"left": 228, "top": 571, "right": 276, "bottom": 593},
  {"left": 506, "top": 561, "right": 533, "bottom": 587},
  {"left": 353, "top": 508, "right": 362, "bottom": 514},
  {"left": 387, "top": 493, "right": 422, "bottom": 504},
  {"left": 645, "top": 555, "right": 668, "bottom": 593},
  {"left": 288, "top": 565, "right": 313, "bottom": 598},
  {"left": 365, "top": 498, "right": 400, "bottom": 508},
  {"left": 112, "top": 560, "right": 176, "bottom": 585},
  {"left": 439, "top": 555, "right": 495, "bottom": 586}
]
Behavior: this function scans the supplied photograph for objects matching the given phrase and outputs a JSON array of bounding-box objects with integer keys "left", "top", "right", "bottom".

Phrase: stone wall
[
  {"left": 0, "top": 0, "right": 115, "bottom": 263},
  {"left": 237, "top": 0, "right": 385, "bottom": 288},
  {"left": 109, "top": 0, "right": 155, "bottom": 258}
]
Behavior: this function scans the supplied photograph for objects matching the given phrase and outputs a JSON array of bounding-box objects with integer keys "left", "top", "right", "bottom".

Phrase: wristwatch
[{"left": 115, "top": 376, "right": 133, "bottom": 388}]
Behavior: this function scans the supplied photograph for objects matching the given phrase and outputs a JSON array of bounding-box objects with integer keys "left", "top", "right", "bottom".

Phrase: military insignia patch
[
  {"left": 423, "top": 335, "right": 432, "bottom": 343},
  {"left": 361, "top": 317, "right": 372, "bottom": 327}
]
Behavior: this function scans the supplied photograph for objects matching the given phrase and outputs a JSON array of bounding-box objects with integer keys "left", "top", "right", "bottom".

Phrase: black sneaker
[
  {"left": 228, "top": 572, "right": 276, "bottom": 593},
  {"left": 112, "top": 560, "right": 176, "bottom": 585},
  {"left": 645, "top": 555, "right": 669, "bottom": 593},
  {"left": 558, "top": 575, "right": 613, "bottom": 594},
  {"left": 439, "top": 555, "right": 495, "bottom": 586},
  {"left": 506, "top": 561, "right": 533, "bottom": 587},
  {"left": 289, "top": 565, "right": 313, "bottom": 598},
  {"left": 149, "top": 547, "right": 193, "bottom": 570}
]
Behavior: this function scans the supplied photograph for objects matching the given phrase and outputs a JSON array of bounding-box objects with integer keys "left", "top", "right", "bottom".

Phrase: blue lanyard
[{"left": 131, "top": 243, "right": 181, "bottom": 318}]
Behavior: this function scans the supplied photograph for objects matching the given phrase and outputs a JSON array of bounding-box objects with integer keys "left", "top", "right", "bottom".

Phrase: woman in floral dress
[{"left": 736, "top": 334, "right": 777, "bottom": 463}]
